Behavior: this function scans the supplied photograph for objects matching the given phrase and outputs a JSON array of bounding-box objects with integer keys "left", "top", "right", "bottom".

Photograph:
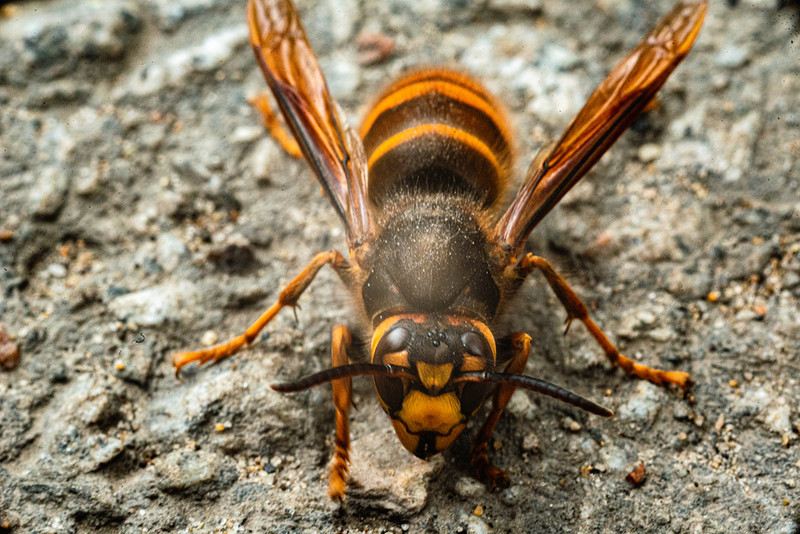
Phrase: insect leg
[
  {"left": 250, "top": 92, "right": 303, "bottom": 159},
  {"left": 470, "top": 332, "right": 532, "bottom": 490},
  {"left": 518, "top": 254, "right": 690, "bottom": 388},
  {"left": 328, "top": 324, "right": 353, "bottom": 501},
  {"left": 172, "top": 250, "right": 346, "bottom": 374}
]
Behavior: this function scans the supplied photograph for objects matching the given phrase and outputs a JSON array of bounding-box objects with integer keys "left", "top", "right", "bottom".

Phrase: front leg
[
  {"left": 471, "top": 332, "right": 532, "bottom": 490},
  {"left": 172, "top": 250, "right": 346, "bottom": 374},
  {"left": 328, "top": 324, "right": 354, "bottom": 501},
  {"left": 518, "top": 254, "right": 690, "bottom": 388}
]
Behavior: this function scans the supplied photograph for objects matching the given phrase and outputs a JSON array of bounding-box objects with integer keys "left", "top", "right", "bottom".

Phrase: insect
[{"left": 173, "top": 0, "right": 707, "bottom": 501}]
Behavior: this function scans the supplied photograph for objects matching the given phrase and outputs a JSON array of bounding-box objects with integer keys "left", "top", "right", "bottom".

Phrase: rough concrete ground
[{"left": 1, "top": 0, "right": 799, "bottom": 532}]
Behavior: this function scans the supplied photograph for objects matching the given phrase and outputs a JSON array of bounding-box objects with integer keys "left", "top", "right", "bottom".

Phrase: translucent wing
[
  {"left": 495, "top": 1, "right": 708, "bottom": 255},
  {"left": 248, "top": 0, "right": 370, "bottom": 246}
]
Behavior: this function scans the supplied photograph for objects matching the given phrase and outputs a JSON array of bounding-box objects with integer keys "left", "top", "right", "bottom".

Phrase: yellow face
[{"left": 371, "top": 314, "right": 496, "bottom": 458}]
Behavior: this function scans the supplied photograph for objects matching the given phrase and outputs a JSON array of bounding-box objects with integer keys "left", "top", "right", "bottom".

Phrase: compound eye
[
  {"left": 461, "top": 331, "right": 492, "bottom": 359},
  {"left": 376, "top": 326, "right": 411, "bottom": 356}
]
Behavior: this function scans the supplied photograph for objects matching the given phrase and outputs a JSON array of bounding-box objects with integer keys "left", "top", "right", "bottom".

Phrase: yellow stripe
[
  {"left": 360, "top": 79, "right": 509, "bottom": 143},
  {"left": 372, "top": 68, "right": 498, "bottom": 108},
  {"left": 366, "top": 123, "right": 501, "bottom": 177}
]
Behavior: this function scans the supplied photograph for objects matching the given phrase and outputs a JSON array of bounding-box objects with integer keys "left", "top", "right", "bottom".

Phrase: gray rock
[
  {"left": 29, "top": 166, "right": 69, "bottom": 219},
  {"left": 731, "top": 386, "right": 770, "bottom": 417},
  {"left": 146, "top": 0, "right": 221, "bottom": 31},
  {"left": 113, "top": 342, "right": 156, "bottom": 386},
  {"left": 715, "top": 44, "right": 750, "bottom": 69},
  {"left": 108, "top": 280, "right": 201, "bottom": 326},
  {"left": 665, "top": 268, "right": 713, "bottom": 300},
  {"left": 24, "top": 80, "right": 91, "bottom": 109},
  {"left": 489, "top": 0, "right": 543, "bottom": 14},
  {"left": 618, "top": 382, "right": 664, "bottom": 424},
  {"left": 116, "top": 26, "right": 248, "bottom": 96},
  {"left": 75, "top": 164, "right": 104, "bottom": 196},
  {"left": 154, "top": 449, "right": 227, "bottom": 491},
  {"left": 764, "top": 400, "right": 792, "bottom": 435},
  {"left": 156, "top": 233, "right": 189, "bottom": 273},
  {"left": 0, "top": 0, "right": 142, "bottom": 84},
  {"left": 347, "top": 426, "right": 445, "bottom": 516},
  {"left": 597, "top": 442, "right": 633, "bottom": 473}
]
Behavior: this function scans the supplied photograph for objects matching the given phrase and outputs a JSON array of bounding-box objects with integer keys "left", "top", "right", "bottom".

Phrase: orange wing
[
  {"left": 248, "top": 0, "right": 370, "bottom": 246},
  {"left": 495, "top": 1, "right": 708, "bottom": 255}
]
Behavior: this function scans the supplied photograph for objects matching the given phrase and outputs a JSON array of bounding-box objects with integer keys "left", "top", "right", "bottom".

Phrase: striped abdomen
[{"left": 360, "top": 69, "right": 514, "bottom": 208}]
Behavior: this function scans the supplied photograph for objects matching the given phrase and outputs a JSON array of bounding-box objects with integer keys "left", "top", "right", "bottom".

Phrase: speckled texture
[{"left": 1, "top": 0, "right": 799, "bottom": 532}]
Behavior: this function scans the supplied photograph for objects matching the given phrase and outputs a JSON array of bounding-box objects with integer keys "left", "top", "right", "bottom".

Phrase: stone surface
[{"left": 1, "top": 1, "right": 799, "bottom": 532}]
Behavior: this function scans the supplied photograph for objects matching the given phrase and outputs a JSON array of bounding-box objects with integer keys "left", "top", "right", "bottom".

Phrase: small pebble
[
  {"left": 201, "top": 331, "right": 219, "bottom": 346},
  {"left": 673, "top": 403, "right": 691, "bottom": 421},
  {"left": 765, "top": 403, "right": 792, "bottom": 435},
  {"left": 454, "top": 477, "right": 484, "bottom": 499},
  {"left": 521, "top": 432, "right": 540, "bottom": 453},
  {"left": 648, "top": 327, "right": 675, "bottom": 342},
  {"left": 626, "top": 463, "right": 647, "bottom": 487},
  {"left": 637, "top": 143, "right": 662, "bottom": 163},
  {"left": 693, "top": 414, "right": 705, "bottom": 428},
  {"left": 231, "top": 125, "right": 263, "bottom": 144},
  {"left": 619, "top": 382, "right": 664, "bottom": 424},
  {"left": 48, "top": 263, "right": 68, "bottom": 279},
  {"left": 714, "top": 413, "right": 725, "bottom": 432},
  {"left": 29, "top": 166, "right": 70, "bottom": 219},
  {"left": 156, "top": 233, "right": 189, "bottom": 273},
  {"left": 501, "top": 485, "right": 521, "bottom": 506},
  {"left": 561, "top": 417, "right": 582, "bottom": 432},
  {"left": 0, "top": 324, "right": 20, "bottom": 371},
  {"left": 466, "top": 515, "right": 489, "bottom": 534},
  {"left": 636, "top": 310, "right": 657, "bottom": 326}
]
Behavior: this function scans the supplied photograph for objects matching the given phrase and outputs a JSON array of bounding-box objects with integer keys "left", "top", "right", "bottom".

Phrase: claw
[
  {"left": 563, "top": 316, "right": 575, "bottom": 336},
  {"left": 471, "top": 450, "right": 510, "bottom": 490}
]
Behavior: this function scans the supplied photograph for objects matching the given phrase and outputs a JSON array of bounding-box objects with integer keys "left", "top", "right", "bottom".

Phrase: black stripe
[{"left": 362, "top": 86, "right": 510, "bottom": 162}]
